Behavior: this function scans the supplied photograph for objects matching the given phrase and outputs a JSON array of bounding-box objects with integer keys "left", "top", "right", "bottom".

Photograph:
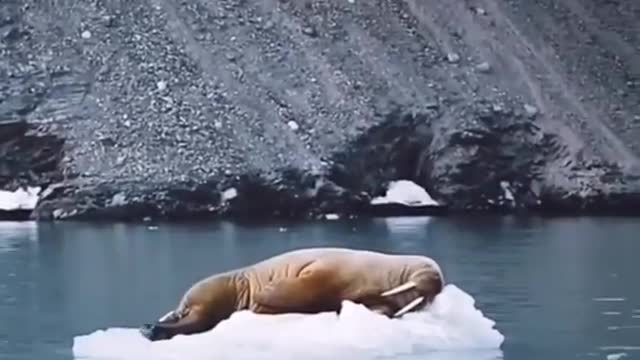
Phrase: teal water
[{"left": 1, "top": 216, "right": 639, "bottom": 360}]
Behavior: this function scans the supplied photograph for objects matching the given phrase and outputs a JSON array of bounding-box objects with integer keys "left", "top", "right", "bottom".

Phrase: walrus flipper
[
  {"left": 254, "top": 269, "right": 343, "bottom": 313},
  {"left": 140, "top": 308, "right": 213, "bottom": 341}
]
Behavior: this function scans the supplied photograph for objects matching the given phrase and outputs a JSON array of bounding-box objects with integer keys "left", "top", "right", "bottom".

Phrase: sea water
[{"left": 1, "top": 216, "right": 639, "bottom": 360}]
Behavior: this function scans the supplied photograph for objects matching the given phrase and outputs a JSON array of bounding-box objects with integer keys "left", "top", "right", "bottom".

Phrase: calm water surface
[{"left": 1, "top": 216, "right": 639, "bottom": 360}]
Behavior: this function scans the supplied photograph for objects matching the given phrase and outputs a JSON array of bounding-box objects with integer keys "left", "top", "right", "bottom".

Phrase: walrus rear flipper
[{"left": 253, "top": 269, "right": 344, "bottom": 314}]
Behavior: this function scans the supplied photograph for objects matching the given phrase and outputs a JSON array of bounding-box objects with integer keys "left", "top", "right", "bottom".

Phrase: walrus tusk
[
  {"left": 381, "top": 281, "right": 417, "bottom": 297},
  {"left": 158, "top": 310, "right": 176, "bottom": 322},
  {"left": 393, "top": 296, "right": 424, "bottom": 317}
]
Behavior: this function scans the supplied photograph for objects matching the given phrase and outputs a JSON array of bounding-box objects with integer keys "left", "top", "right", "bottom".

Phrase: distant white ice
[
  {"left": 593, "top": 297, "right": 626, "bottom": 302},
  {"left": 72, "top": 284, "right": 504, "bottom": 360},
  {"left": 371, "top": 180, "right": 439, "bottom": 207},
  {"left": 0, "top": 186, "right": 41, "bottom": 211},
  {"left": 607, "top": 353, "right": 628, "bottom": 360},
  {"left": 602, "top": 311, "right": 622, "bottom": 316}
]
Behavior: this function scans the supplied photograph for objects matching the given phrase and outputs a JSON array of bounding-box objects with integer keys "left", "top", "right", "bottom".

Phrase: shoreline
[{"left": 3, "top": 200, "right": 640, "bottom": 223}]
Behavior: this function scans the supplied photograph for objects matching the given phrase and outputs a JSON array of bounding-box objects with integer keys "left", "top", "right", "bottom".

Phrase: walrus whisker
[
  {"left": 393, "top": 296, "right": 424, "bottom": 317},
  {"left": 381, "top": 281, "right": 417, "bottom": 297},
  {"left": 142, "top": 309, "right": 215, "bottom": 341}
]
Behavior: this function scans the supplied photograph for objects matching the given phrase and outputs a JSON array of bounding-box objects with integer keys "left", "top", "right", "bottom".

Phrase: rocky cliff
[{"left": 1, "top": 0, "right": 639, "bottom": 221}]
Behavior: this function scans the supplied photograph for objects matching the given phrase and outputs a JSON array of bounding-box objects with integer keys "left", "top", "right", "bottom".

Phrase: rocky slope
[{"left": 1, "top": 0, "right": 639, "bottom": 221}]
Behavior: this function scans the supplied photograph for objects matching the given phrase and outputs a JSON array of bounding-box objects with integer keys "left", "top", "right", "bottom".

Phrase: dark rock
[
  {"left": 0, "top": 209, "right": 32, "bottom": 221},
  {"left": 0, "top": 119, "right": 28, "bottom": 143},
  {"left": 0, "top": 121, "right": 65, "bottom": 193},
  {"left": 1, "top": 0, "right": 640, "bottom": 221}
]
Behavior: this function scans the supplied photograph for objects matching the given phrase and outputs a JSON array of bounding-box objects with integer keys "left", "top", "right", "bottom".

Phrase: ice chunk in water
[{"left": 72, "top": 284, "right": 504, "bottom": 360}]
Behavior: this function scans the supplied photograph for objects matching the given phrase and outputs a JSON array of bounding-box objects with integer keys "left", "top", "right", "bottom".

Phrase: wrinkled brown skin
[{"left": 140, "top": 247, "right": 444, "bottom": 341}]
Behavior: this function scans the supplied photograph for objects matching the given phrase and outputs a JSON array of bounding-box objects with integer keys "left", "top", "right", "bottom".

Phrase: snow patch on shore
[
  {"left": 371, "top": 180, "right": 439, "bottom": 207},
  {"left": 0, "top": 186, "right": 41, "bottom": 211}
]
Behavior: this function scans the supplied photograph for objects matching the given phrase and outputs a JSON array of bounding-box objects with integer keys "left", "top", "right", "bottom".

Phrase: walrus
[{"left": 139, "top": 247, "right": 445, "bottom": 341}]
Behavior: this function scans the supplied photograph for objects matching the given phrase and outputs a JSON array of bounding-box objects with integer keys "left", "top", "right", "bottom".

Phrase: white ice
[
  {"left": 72, "top": 284, "right": 504, "bottom": 360},
  {"left": 0, "top": 186, "right": 41, "bottom": 211},
  {"left": 593, "top": 297, "right": 626, "bottom": 302},
  {"left": 371, "top": 180, "right": 439, "bottom": 207},
  {"left": 607, "top": 353, "right": 628, "bottom": 360}
]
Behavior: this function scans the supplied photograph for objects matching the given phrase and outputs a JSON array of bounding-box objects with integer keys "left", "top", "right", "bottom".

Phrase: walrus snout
[{"left": 139, "top": 323, "right": 173, "bottom": 342}]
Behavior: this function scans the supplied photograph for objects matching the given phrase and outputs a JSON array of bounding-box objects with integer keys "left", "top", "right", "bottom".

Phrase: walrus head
[
  {"left": 139, "top": 322, "right": 173, "bottom": 341},
  {"left": 139, "top": 272, "right": 249, "bottom": 341}
]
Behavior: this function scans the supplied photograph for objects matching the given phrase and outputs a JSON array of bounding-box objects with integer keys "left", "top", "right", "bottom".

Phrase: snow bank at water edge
[
  {"left": 0, "top": 187, "right": 41, "bottom": 211},
  {"left": 371, "top": 180, "right": 439, "bottom": 207}
]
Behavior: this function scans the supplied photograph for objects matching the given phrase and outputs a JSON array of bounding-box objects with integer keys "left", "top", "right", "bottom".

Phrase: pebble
[
  {"left": 157, "top": 81, "right": 167, "bottom": 91},
  {"left": 302, "top": 27, "right": 317, "bottom": 37},
  {"left": 524, "top": 104, "right": 539, "bottom": 117},
  {"left": 103, "top": 15, "right": 116, "bottom": 27},
  {"left": 287, "top": 121, "right": 300, "bottom": 131},
  {"left": 476, "top": 61, "right": 491, "bottom": 73},
  {"left": 110, "top": 193, "right": 127, "bottom": 206},
  {"left": 475, "top": 8, "right": 486, "bottom": 15},
  {"left": 447, "top": 52, "right": 460, "bottom": 63},
  {"left": 221, "top": 187, "right": 238, "bottom": 202},
  {"left": 425, "top": 102, "right": 439, "bottom": 109},
  {"left": 81, "top": 30, "right": 92, "bottom": 39}
]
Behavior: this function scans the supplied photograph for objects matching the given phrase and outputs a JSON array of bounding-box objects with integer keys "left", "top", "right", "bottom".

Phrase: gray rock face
[{"left": 1, "top": 0, "right": 640, "bottom": 221}]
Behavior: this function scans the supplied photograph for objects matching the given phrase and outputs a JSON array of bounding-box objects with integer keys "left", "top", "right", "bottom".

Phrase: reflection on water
[
  {"left": 0, "top": 221, "right": 38, "bottom": 253},
  {"left": 0, "top": 216, "right": 639, "bottom": 360}
]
